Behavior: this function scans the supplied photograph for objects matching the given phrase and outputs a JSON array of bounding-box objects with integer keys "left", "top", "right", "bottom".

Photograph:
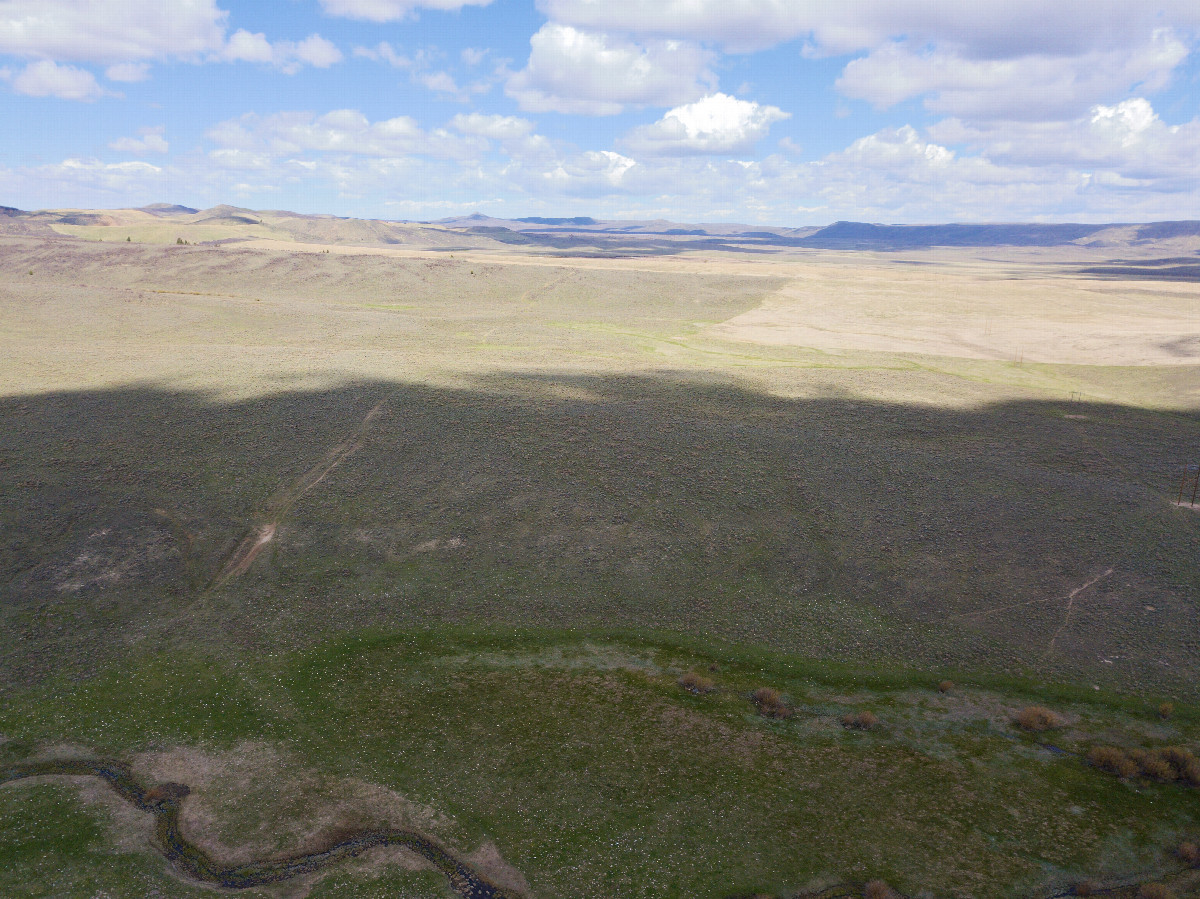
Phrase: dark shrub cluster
[{"left": 1087, "top": 745, "right": 1200, "bottom": 784}]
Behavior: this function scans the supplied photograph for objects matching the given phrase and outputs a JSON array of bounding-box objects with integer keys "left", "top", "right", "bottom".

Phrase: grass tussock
[
  {"left": 843, "top": 710, "right": 879, "bottom": 731},
  {"left": 752, "top": 687, "right": 791, "bottom": 719},
  {"left": 1015, "top": 706, "right": 1064, "bottom": 731},
  {"left": 1137, "top": 884, "right": 1175, "bottom": 899},
  {"left": 678, "top": 671, "right": 716, "bottom": 694}
]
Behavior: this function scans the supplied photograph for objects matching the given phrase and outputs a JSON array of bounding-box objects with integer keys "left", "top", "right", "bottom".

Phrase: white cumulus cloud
[
  {"left": 534, "top": 1, "right": 1200, "bottom": 126},
  {"left": 0, "top": 0, "right": 229, "bottom": 63},
  {"left": 109, "top": 126, "right": 168, "bottom": 155},
  {"left": 205, "top": 109, "right": 494, "bottom": 161},
  {"left": 928, "top": 98, "right": 1200, "bottom": 184},
  {"left": 319, "top": 0, "right": 493, "bottom": 21},
  {"left": 451, "top": 113, "right": 536, "bottom": 140},
  {"left": 10, "top": 59, "right": 109, "bottom": 100},
  {"left": 622, "top": 93, "right": 789, "bottom": 155},
  {"left": 105, "top": 62, "right": 151, "bottom": 82},
  {"left": 506, "top": 23, "right": 716, "bottom": 115},
  {"left": 837, "top": 30, "right": 1188, "bottom": 121},
  {"left": 534, "top": 1, "right": 1200, "bottom": 56},
  {"left": 221, "top": 31, "right": 342, "bottom": 73},
  {"left": 542, "top": 150, "right": 637, "bottom": 193}
]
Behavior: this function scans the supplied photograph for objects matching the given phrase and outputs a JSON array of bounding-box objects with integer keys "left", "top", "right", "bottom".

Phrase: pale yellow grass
[
  {"left": 3, "top": 236, "right": 1198, "bottom": 415},
  {"left": 709, "top": 263, "right": 1200, "bottom": 366}
]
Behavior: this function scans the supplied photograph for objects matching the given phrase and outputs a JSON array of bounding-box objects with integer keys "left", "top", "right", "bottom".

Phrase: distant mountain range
[
  {"left": 431, "top": 213, "right": 1200, "bottom": 250},
  {"left": 2, "top": 203, "right": 1200, "bottom": 255}
]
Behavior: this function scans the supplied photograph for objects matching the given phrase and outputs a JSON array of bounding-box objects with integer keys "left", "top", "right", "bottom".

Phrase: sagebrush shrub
[
  {"left": 1015, "top": 706, "right": 1064, "bottom": 731},
  {"left": 864, "top": 880, "right": 894, "bottom": 899},
  {"left": 1135, "top": 750, "right": 1177, "bottom": 782},
  {"left": 1088, "top": 746, "right": 1138, "bottom": 778},
  {"left": 678, "top": 671, "right": 715, "bottom": 694},
  {"left": 843, "top": 710, "right": 879, "bottom": 730},
  {"left": 752, "top": 686, "right": 791, "bottom": 719}
]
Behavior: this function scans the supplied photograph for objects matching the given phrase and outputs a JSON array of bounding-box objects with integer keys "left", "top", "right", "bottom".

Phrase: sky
[{"left": 2, "top": 0, "right": 1199, "bottom": 225}]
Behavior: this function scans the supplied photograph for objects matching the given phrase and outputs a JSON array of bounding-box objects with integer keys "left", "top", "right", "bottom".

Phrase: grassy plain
[{"left": 1, "top": 231, "right": 1199, "bottom": 898}]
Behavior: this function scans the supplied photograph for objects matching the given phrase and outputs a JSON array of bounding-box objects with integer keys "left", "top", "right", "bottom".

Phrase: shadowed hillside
[{"left": 3, "top": 375, "right": 1198, "bottom": 697}]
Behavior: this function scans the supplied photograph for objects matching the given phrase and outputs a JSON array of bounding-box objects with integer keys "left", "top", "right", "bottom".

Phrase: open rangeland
[{"left": 2, "top": 229, "right": 1199, "bottom": 899}]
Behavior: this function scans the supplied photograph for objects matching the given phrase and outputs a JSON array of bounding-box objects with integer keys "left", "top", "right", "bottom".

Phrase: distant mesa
[
  {"left": 1134, "top": 221, "right": 1200, "bottom": 241},
  {"left": 140, "top": 203, "right": 199, "bottom": 216},
  {"left": 799, "top": 220, "right": 1112, "bottom": 249},
  {"left": 516, "top": 216, "right": 598, "bottom": 226},
  {"left": 4, "top": 202, "right": 1200, "bottom": 256}
]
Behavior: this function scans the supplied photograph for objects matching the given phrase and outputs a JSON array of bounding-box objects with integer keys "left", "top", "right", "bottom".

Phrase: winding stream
[
  {"left": 5, "top": 755, "right": 1197, "bottom": 899},
  {"left": 1, "top": 758, "right": 515, "bottom": 898}
]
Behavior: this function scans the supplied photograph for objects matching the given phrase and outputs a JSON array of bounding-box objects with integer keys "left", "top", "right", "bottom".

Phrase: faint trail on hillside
[
  {"left": 519, "top": 272, "right": 569, "bottom": 305},
  {"left": 1042, "top": 567, "right": 1114, "bottom": 659},
  {"left": 213, "top": 397, "right": 388, "bottom": 586},
  {"left": 946, "top": 567, "right": 1114, "bottom": 625}
]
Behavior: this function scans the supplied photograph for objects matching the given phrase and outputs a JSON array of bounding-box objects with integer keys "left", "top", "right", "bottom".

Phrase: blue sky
[{"left": 2, "top": 0, "right": 1199, "bottom": 224}]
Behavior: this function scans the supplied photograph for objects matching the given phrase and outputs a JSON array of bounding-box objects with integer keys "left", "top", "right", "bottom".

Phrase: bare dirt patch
[
  {"left": 52, "top": 522, "right": 179, "bottom": 593},
  {"left": 131, "top": 741, "right": 460, "bottom": 869}
]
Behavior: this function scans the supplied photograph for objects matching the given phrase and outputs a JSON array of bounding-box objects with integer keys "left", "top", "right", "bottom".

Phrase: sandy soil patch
[{"left": 126, "top": 741, "right": 526, "bottom": 895}]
